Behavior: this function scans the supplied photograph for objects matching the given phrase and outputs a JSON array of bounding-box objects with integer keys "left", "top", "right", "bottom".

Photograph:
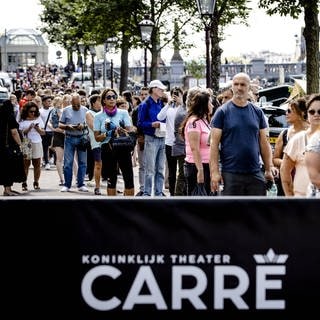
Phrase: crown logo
[{"left": 253, "top": 248, "right": 288, "bottom": 264}]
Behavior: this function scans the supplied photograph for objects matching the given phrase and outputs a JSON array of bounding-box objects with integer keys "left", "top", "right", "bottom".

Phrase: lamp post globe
[
  {"left": 139, "top": 17, "right": 154, "bottom": 86},
  {"left": 196, "top": 0, "right": 216, "bottom": 16}
]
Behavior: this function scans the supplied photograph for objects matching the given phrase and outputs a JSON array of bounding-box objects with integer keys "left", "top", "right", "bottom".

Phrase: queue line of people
[{"left": 1, "top": 71, "right": 320, "bottom": 197}]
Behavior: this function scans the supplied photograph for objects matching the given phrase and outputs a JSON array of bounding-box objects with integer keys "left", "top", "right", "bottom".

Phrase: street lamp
[
  {"left": 103, "top": 37, "right": 117, "bottom": 88},
  {"left": 89, "top": 46, "right": 96, "bottom": 88},
  {"left": 78, "top": 44, "right": 85, "bottom": 87},
  {"left": 196, "top": 0, "right": 216, "bottom": 88},
  {"left": 139, "top": 16, "right": 154, "bottom": 86}
]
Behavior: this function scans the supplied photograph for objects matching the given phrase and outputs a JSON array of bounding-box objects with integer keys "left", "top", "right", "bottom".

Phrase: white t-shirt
[{"left": 19, "top": 117, "right": 44, "bottom": 143}]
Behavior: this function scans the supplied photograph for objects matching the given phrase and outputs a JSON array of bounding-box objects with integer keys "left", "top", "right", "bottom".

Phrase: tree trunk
[
  {"left": 119, "top": 33, "right": 130, "bottom": 93},
  {"left": 304, "top": 1, "right": 319, "bottom": 94},
  {"left": 150, "top": 25, "right": 158, "bottom": 82},
  {"left": 210, "top": 17, "right": 223, "bottom": 95}
]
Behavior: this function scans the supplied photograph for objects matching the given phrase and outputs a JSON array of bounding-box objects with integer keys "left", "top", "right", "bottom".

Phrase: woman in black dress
[{"left": 0, "top": 99, "right": 26, "bottom": 196}]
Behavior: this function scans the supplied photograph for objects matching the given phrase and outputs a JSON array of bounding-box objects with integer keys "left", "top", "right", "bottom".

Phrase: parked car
[
  {"left": 0, "top": 86, "right": 9, "bottom": 107},
  {"left": 258, "top": 84, "right": 292, "bottom": 107},
  {"left": 68, "top": 71, "right": 101, "bottom": 95},
  {"left": 0, "top": 71, "right": 13, "bottom": 92},
  {"left": 261, "top": 104, "right": 288, "bottom": 150}
]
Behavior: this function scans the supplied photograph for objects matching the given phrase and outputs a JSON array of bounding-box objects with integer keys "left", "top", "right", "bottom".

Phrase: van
[
  {"left": 69, "top": 72, "right": 92, "bottom": 87},
  {"left": 0, "top": 71, "right": 13, "bottom": 92},
  {"left": 0, "top": 86, "right": 9, "bottom": 106}
]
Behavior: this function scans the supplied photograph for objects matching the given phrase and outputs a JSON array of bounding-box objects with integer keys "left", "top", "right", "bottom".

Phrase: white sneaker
[
  {"left": 78, "top": 186, "right": 89, "bottom": 192},
  {"left": 87, "top": 180, "right": 95, "bottom": 187},
  {"left": 60, "top": 186, "right": 70, "bottom": 192},
  {"left": 45, "top": 163, "right": 51, "bottom": 170}
]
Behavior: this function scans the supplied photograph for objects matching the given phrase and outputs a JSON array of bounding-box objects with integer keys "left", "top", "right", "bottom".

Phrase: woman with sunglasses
[
  {"left": 94, "top": 88, "right": 135, "bottom": 196},
  {"left": 305, "top": 94, "right": 320, "bottom": 197},
  {"left": 19, "top": 101, "right": 45, "bottom": 191},
  {"left": 272, "top": 98, "right": 309, "bottom": 195},
  {"left": 280, "top": 95, "right": 320, "bottom": 196}
]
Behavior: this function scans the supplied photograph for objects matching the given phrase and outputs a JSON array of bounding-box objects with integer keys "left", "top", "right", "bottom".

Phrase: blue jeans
[
  {"left": 63, "top": 135, "right": 87, "bottom": 188},
  {"left": 143, "top": 135, "right": 166, "bottom": 196}
]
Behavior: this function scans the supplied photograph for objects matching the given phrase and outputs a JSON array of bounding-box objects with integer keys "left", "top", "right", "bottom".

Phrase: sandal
[
  {"left": 94, "top": 188, "right": 102, "bottom": 195},
  {"left": 33, "top": 181, "right": 40, "bottom": 190},
  {"left": 22, "top": 182, "right": 28, "bottom": 191}
]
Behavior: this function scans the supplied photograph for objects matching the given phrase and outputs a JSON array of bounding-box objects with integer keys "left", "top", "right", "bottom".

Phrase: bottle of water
[{"left": 267, "top": 182, "right": 278, "bottom": 197}]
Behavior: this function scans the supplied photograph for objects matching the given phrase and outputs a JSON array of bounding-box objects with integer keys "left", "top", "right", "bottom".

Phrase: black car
[
  {"left": 261, "top": 104, "right": 288, "bottom": 150},
  {"left": 258, "top": 84, "right": 292, "bottom": 106}
]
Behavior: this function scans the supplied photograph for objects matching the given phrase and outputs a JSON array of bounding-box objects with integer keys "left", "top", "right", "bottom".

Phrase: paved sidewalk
[{"left": 6, "top": 164, "right": 169, "bottom": 198}]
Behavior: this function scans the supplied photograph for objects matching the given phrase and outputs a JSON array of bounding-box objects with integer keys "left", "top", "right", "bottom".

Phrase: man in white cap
[{"left": 137, "top": 80, "right": 167, "bottom": 196}]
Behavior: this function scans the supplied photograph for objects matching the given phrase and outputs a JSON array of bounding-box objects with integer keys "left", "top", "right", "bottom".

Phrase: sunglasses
[
  {"left": 308, "top": 109, "right": 320, "bottom": 116},
  {"left": 106, "top": 95, "right": 117, "bottom": 100},
  {"left": 29, "top": 110, "right": 37, "bottom": 113}
]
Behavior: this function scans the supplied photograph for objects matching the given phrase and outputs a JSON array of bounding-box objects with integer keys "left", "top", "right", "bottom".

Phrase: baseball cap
[{"left": 148, "top": 80, "right": 167, "bottom": 90}]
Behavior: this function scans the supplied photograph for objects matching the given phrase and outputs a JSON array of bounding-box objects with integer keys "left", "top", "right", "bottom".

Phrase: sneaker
[
  {"left": 135, "top": 191, "right": 144, "bottom": 196},
  {"left": 94, "top": 188, "right": 101, "bottom": 195},
  {"left": 45, "top": 163, "right": 51, "bottom": 170},
  {"left": 78, "top": 185, "right": 89, "bottom": 192},
  {"left": 87, "top": 180, "right": 96, "bottom": 187},
  {"left": 60, "top": 186, "right": 70, "bottom": 192}
]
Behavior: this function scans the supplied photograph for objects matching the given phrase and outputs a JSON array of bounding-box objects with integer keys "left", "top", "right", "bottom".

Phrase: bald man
[{"left": 209, "top": 72, "right": 277, "bottom": 196}]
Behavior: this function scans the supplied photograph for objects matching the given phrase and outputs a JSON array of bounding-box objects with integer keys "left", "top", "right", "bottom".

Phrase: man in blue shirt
[
  {"left": 138, "top": 80, "right": 166, "bottom": 196},
  {"left": 209, "top": 73, "right": 277, "bottom": 195}
]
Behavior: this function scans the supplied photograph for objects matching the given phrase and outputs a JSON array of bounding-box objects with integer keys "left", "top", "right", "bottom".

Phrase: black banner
[{"left": 1, "top": 198, "right": 319, "bottom": 319}]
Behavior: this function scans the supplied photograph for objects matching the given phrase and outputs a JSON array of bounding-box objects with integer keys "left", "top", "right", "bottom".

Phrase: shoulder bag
[
  {"left": 21, "top": 134, "right": 33, "bottom": 160},
  {"left": 5, "top": 123, "right": 26, "bottom": 182},
  {"left": 77, "top": 126, "right": 91, "bottom": 151}
]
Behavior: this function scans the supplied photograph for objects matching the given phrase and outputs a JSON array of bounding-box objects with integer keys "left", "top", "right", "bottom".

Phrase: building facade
[{"left": 0, "top": 28, "right": 48, "bottom": 72}]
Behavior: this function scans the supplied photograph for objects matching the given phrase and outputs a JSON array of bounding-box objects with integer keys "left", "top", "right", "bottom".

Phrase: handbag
[
  {"left": 21, "top": 135, "right": 33, "bottom": 160},
  {"left": 4, "top": 124, "right": 26, "bottom": 182},
  {"left": 191, "top": 183, "right": 208, "bottom": 196},
  {"left": 111, "top": 130, "right": 136, "bottom": 151},
  {"left": 6, "top": 146, "right": 26, "bottom": 182},
  {"left": 78, "top": 135, "right": 90, "bottom": 151},
  {"left": 77, "top": 127, "right": 90, "bottom": 151}
]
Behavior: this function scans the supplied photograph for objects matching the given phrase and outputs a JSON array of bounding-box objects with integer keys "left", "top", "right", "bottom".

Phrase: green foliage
[
  {"left": 258, "top": 0, "right": 303, "bottom": 18},
  {"left": 186, "top": 59, "right": 205, "bottom": 80}
]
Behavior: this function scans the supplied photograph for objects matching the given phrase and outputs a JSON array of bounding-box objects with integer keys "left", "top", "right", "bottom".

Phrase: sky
[{"left": 0, "top": 0, "right": 307, "bottom": 66}]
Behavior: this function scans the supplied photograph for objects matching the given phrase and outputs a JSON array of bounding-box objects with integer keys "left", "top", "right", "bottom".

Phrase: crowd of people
[{"left": 1, "top": 65, "right": 319, "bottom": 198}]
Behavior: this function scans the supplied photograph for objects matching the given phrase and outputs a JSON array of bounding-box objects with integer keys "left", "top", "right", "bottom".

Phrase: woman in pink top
[{"left": 180, "top": 89, "right": 213, "bottom": 195}]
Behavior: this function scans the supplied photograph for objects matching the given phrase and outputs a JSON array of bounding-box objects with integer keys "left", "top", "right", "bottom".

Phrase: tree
[
  {"left": 208, "top": 0, "right": 251, "bottom": 94},
  {"left": 258, "top": 0, "right": 320, "bottom": 94},
  {"left": 39, "top": 0, "right": 251, "bottom": 93},
  {"left": 186, "top": 59, "right": 206, "bottom": 86},
  {"left": 141, "top": 0, "right": 197, "bottom": 81},
  {"left": 40, "top": 0, "right": 145, "bottom": 92},
  {"left": 145, "top": 0, "right": 250, "bottom": 91}
]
